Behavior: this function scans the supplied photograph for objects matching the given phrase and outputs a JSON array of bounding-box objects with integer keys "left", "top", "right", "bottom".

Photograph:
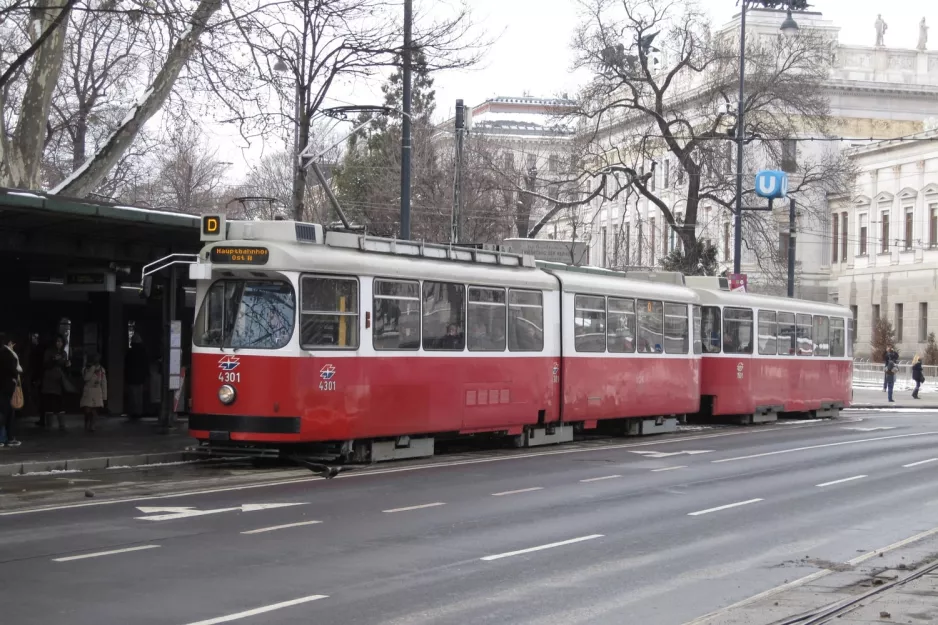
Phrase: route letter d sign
[
  {"left": 754, "top": 170, "right": 788, "bottom": 199},
  {"left": 201, "top": 214, "right": 226, "bottom": 242}
]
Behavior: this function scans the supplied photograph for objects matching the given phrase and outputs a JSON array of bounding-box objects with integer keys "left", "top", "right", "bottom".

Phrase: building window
[
  {"left": 873, "top": 304, "right": 880, "bottom": 321},
  {"left": 831, "top": 214, "right": 839, "bottom": 263},
  {"left": 649, "top": 164, "right": 656, "bottom": 191},
  {"left": 650, "top": 218, "right": 656, "bottom": 265},
  {"left": 850, "top": 305, "right": 858, "bottom": 344},
  {"left": 526, "top": 153, "right": 536, "bottom": 170},
  {"left": 779, "top": 231, "right": 790, "bottom": 264},
  {"left": 601, "top": 226, "right": 608, "bottom": 267},
  {"left": 724, "top": 222, "right": 731, "bottom": 259},
  {"left": 920, "top": 302, "right": 928, "bottom": 342},
  {"left": 663, "top": 160, "right": 670, "bottom": 187},
  {"left": 677, "top": 162, "right": 685, "bottom": 185},
  {"left": 548, "top": 154, "right": 559, "bottom": 173},
  {"left": 905, "top": 208, "right": 913, "bottom": 250},
  {"left": 638, "top": 221, "right": 644, "bottom": 266},
  {"left": 896, "top": 303, "right": 904, "bottom": 342},
  {"left": 841, "top": 213, "right": 848, "bottom": 261},
  {"left": 781, "top": 139, "right": 797, "bottom": 173},
  {"left": 859, "top": 213, "right": 868, "bottom": 256},
  {"left": 503, "top": 152, "right": 514, "bottom": 171},
  {"left": 881, "top": 211, "right": 889, "bottom": 253},
  {"left": 928, "top": 204, "right": 938, "bottom": 247}
]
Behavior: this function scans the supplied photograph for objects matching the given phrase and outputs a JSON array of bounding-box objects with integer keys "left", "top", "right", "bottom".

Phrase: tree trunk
[
  {"left": 1, "top": 0, "right": 71, "bottom": 189},
  {"left": 72, "top": 109, "right": 87, "bottom": 172},
  {"left": 514, "top": 170, "right": 537, "bottom": 237},
  {"left": 51, "top": 0, "right": 222, "bottom": 197},
  {"left": 291, "top": 104, "right": 311, "bottom": 220}
]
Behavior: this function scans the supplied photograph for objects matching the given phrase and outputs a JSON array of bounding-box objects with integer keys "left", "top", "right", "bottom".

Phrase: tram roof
[
  {"left": 205, "top": 238, "right": 560, "bottom": 290},
  {"left": 692, "top": 288, "right": 850, "bottom": 317},
  {"left": 541, "top": 264, "right": 700, "bottom": 303}
]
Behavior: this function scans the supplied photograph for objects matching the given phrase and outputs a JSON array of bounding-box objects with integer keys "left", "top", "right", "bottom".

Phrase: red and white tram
[
  {"left": 686, "top": 279, "right": 853, "bottom": 422},
  {"left": 188, "top": 219, "right": 702, "bottom": 460},
  {"left": 187, "top": 217, "right": 851, "bottom": 461}
]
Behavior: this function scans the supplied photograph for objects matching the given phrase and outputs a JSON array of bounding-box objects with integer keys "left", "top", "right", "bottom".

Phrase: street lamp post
[{"left": 732, "top": 1, "right": 801, "bottom": 276}]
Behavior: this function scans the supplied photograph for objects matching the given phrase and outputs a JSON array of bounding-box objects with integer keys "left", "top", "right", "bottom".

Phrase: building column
[{"left": 106, "top": 290, "right": 125, "bottom": 415}]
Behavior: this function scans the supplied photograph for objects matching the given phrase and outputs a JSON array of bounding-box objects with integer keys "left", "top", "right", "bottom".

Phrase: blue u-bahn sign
[{"left": 754, "top": 170, "right": 788, "bottom": 199}]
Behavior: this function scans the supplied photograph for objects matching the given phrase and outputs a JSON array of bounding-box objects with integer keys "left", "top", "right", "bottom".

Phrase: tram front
[{"left": 188, "top": 216, "right": 322, "bottom": 452}]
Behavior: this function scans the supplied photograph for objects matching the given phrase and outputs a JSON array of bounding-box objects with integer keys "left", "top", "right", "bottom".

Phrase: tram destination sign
[{"left": 210, "top": 246, "right": 270, "bottom": 265}]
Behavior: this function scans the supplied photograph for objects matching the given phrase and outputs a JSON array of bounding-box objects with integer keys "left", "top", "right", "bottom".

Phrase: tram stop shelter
[{"left": 0, "top": 188, "right": 201, "bottom": 419}]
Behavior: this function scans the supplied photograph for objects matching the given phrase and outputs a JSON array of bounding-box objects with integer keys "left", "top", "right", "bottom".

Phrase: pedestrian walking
[
  {"left": 884, "top": 357, "right": 899, "bottom": 403},
  {"left": 883, "top": 345, "right": 899, "bottom": 391},
  {"left": 0, "top": 332, "right": 23, "bottom": 447},
  {"left": 79, "top": 354, "right": 107, "bottom": 432},
  {"left": 126, "top": 334, "right": 148, "bottom": 420},
  {"left": 912, "top": 353, "right": 925, "bottom": 399},
  {"left": 41, "top": 335, "right": 71, "bottom": 431}
]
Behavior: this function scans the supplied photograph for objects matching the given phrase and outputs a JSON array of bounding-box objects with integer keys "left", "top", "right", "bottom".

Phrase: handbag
[{"left": 11, "top": 376, "right": 24, "bottom": 410}]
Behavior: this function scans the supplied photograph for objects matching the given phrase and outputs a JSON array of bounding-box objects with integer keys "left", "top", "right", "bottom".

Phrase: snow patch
[
  {"left": 16, "top": 469, "right": 81, "bottom": 476},
  {"left": 114, "top": 205, "right": 199, "bottom": 220},
  {"left": 776, "top": 418, "right": 827, "bottom": 425},
  {"left": 6, "top": 191, "right": 44, "bottom": 199}
]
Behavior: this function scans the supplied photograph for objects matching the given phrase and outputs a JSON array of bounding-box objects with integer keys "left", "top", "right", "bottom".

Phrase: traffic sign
[{"left": 755, "top": 170, "right": 788, "bottom": 199}]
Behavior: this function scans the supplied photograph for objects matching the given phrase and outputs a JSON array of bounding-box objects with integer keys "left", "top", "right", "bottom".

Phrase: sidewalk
[
  {"left": 0, "top": 413, "right": 196, "bottom": 476},
  {"left": 851, "top": 386, "right": 938, "bottom": 409},
  {"left": 693, "top": 530, "right": 938, "bottom": 625}
]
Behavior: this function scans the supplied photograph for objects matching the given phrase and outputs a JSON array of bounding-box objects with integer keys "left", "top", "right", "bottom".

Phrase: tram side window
[
  {"left": 813, "top": 316, "right": 830, "bottom": 357},
  {"left": 574, "top": 295, "right": 606, "bottom": 352},
  {"left": 373, "top": 279, "right": 420, "bottom": 350},
  {"left": 758, "top": 310, "right": 777, "bottom": 355},
  {"left": 607, "top": 297, "right": 636, "bottom": 353},
  {"left": 637, "top": 299, "right": 664, "bottom": 353},
  {"left": 777, "top": 312, "right": 796, "bottom": 355},
  {"left": 700, "top": 306, "right": 721, "bottom": 353},
  {"left": 664, "top": 303, "right": 689, "bottom": 354},
  {"left": 468, "top": 287, "right": 507, "bottom": 352},
  {"left": 423, "top": 281, "right": 466, "bottom": 350},
  {"left": 723, "top": 308, "right": 753, "bottom": 354},
  {"left": 300, "top": 276, "right": 359, "bottom": 349},
  {"left": 693, "top": 306, "right": 702, "bottom": 354},
  {"left": 796, "top": 313, "right": 814, "bottom": 356},
  {"left": 508, "top": 289, "right": 544, "bottom": 352},
  {"left": 830, "top": 317, "right": 846, "bottom": 357}
]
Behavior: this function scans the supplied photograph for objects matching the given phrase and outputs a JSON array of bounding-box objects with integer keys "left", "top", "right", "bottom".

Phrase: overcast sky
[{"left": 218, "top": 0, "right": 937, "bottom": 180}]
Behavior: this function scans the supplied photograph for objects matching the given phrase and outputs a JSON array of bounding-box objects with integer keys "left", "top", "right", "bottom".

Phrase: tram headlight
[{"left": 218, "top": 384, "right": 237, "bottom": 405}]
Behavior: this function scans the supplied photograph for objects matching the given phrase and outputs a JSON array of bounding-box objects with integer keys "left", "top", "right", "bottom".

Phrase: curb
[
  {"left": 848, "top": 404, "right": 938, "bottom": 410},
  {"left": 0, "top": 451, "right": 199, "bottom": 477}
]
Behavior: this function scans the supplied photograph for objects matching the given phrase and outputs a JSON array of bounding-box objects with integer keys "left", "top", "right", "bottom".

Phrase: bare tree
[
  {"left": 572, "top": 0, "right": 852, "bottom": 275},
  {"left": 148, "top": 121, "right": 229, "bottom": 213}
]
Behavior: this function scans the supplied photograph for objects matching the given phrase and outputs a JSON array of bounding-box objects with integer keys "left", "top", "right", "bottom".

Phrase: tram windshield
[{"left": 194, "top": 280, "right": 295, "bottom": 349}]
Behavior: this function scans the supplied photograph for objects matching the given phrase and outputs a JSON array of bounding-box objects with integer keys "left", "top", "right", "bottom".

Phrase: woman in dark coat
[
  {"left": 41, "top": 335, "right": 70, "bottom": 431},
  {"left": 0, "top": 332, "right": 22, "bottom": 447}
]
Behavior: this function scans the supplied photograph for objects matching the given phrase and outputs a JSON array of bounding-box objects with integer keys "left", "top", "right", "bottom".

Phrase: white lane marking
[
  {"left": 480, "top": 534, "right": 604, "bottom": 561},
  {"left": 651, "top": 466, "right": 687, "bottom": 472},
  {"left": 842, "top": 426, "right": 896, "bottom": 432},
  {"left": 683, "top": 523, "right": 938, "bottom": 625},
  {"left": 182, "top": 595, "right": 328, "bottom": 625},
  {"left": 491, "top": 487, "right": 544, "bottom": 497},
  {"left": 630, "top": 450, "right": 713, "bottom": 458},
  {"left": 136, "top": 502, "right": 306, "bottom": 521},
  {"left": 53, "top": 544, "right": 160, "bottom": 562},
  {"left": 579, "top": 475, "right": 622, "bottom": 483},
  {"left": 0, "top": 421, "right": 844, "bottom": 517},
  {"left": 241, "top": 520, "right": 322, "bottom": 535},
  {"left": 816, "top": 475, "right": 867, "bottom": 488},
  {"left": 382, "top": 502, "right": 446, "bottom": 513},
  {"left": 904, "top": 458, "right": 938, "bottom": 468},
  {"left": 712, "top": 431, "right": 938, "bottom": 464},
  {"left": 687, "top": 499, "right": 763, "bottom": 516}
]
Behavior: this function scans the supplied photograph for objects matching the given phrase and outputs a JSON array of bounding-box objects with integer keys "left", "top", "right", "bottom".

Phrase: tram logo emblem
[
  {"left": 218, "top": 356, "right": 241, "bottom": 371},
  {"left": 737, "top": 362, "right": 744, "bottom": 379},
  {"left": 320, "top": 364, "right": 336, "bottom": 380},
  {"left": 552, "top": 363, "right": 560, "bottom": 376}
]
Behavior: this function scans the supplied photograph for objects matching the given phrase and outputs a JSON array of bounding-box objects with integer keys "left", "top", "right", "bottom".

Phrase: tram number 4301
[
  {"left": 319, "top": 380, "right": 336, "bottom": 391},
  {"left": 218, "top": 372, "right": 241, "bottom": 383}
]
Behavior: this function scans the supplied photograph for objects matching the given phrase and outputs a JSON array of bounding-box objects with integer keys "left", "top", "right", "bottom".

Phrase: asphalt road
[{"left": 4, "top": 410, "right": 938, "bottom": 625}]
